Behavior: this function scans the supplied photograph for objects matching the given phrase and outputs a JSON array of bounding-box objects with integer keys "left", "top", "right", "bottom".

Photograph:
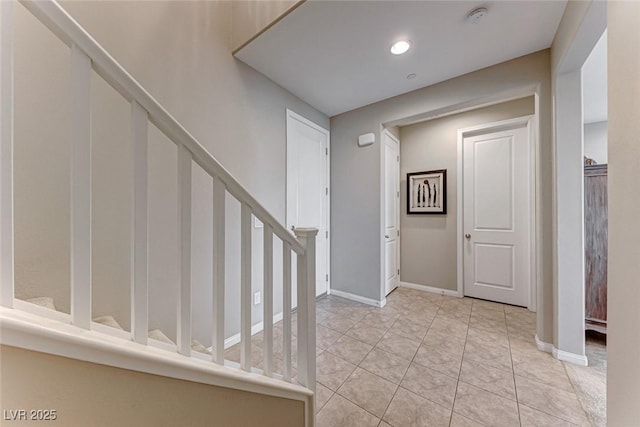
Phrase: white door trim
[
  {"left": 381, "top": 129, "right": 400, "bottom": 298},
  {"left": 457, "top": 115, "right": 538, "bottom": 311},
  {"left": 285, "top": 109, "right": 331, "bottom": 295}
]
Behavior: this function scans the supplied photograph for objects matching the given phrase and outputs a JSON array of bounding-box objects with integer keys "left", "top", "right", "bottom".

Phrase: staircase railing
[{"left": 0, "top": 0, "right": 316, "bottom": 405}]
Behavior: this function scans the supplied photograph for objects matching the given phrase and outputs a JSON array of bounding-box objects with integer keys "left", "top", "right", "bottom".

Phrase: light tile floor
[
  {"left": 315, "top": 288, "right": 594, "bottom": 427},
  {"left": 227, "top": 287, "right": 596, "bottom": 426}
]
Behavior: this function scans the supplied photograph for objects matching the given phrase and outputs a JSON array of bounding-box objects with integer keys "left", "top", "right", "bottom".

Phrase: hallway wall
[{"left": 331, "top": 50, "right": 553, "bottom": 343}]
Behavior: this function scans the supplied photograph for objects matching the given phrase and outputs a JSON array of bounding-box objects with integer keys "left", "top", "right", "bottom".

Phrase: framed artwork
[{"left": 407, "top": 169, "right": 447, "bottom": 214}]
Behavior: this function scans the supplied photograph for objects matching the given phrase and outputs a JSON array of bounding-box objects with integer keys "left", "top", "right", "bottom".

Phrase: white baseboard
[
  {"left": 554, "top": 347, "right": 588, "bottom": 366},
  {"left": 535, "top": 334, "right": 588, "bottom": 366},
  {"left": 535, "top": 334, "right": 554, "bottom": 353},
  {"left": 399, "top": 281, "right": 461, "bottom": 298},
  {"left": 330, "top": 289, "right": 385, "bottom": 308},
  {"left": 221, "top": 312, "right": 284, "bottom": 350}
]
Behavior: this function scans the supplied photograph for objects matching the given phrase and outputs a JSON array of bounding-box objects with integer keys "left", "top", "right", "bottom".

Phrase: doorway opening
[{"left": 384, "top": 96, "right": 540, "bottom": 308}]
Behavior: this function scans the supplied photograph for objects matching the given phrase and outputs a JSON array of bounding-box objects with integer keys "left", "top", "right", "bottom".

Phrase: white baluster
[
  {"left": 263, "top": 224, "right": 274, "bottom": 376},
  {"left": 177, "top": 144, "right": 192, "bottom": 356},
  {"left": 131, "top": 101, "right": 148, "bottom": 345},
  {"left": 294, "top": 228, "right": 317, "bottom": 392},
  {"left": 240, "top": 203, "right": 252, "bottom": 371},
  {"left": 70, "top": 44, "right": 92, "bottom": 329},
  {"left": 282, "top": 241, "right": 292, "bottom": 382},
  {"left": 212, "top": 176, "right": 226, "bottom": 364},
  {"left": 0, "top": 0, "right": 14, "bottom": 308}
]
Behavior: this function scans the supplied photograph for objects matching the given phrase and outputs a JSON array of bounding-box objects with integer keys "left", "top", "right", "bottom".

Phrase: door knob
[
  {"left": 385, "top": 235, "right": 390, "bottom": 239},
  {"left": 465, "top": 234, "right": 471, "bottom": 239},
  {"left": 291, "top": 225, "right": 295, "bottom": 231}
]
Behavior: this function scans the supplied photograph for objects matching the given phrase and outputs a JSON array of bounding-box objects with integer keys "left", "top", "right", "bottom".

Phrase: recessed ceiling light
[
  {"left": 407, "top": 73, "right": 417, "bottom": 80},
  {"left": 390, "top": 40, "right": 411, "bottom": 55}
]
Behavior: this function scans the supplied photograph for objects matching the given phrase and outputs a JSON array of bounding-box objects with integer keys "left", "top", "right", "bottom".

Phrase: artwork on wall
[{"left": 407, "top": 169, "right": 447, "bottom": 214}]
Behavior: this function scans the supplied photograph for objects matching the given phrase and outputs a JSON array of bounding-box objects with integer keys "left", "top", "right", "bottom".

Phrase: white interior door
[
  {"left": 463, "top": 124, "right": 531, "bottom": 306},
  {"left": 383, "top": 131, "right": 400, "bottom": 296},
  {"left": 286, "top": 110, "right": 329, "bottom": 297}
]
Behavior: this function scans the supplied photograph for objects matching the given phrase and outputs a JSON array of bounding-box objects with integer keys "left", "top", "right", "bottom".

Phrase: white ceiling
[
  {"left": 582, "top": 30, "right": 607, "bottom": 124},
  {"left": 235, "top": 0, "right": 568, "bottom": 117}
]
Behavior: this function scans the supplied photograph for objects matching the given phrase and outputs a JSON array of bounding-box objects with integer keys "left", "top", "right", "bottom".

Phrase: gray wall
[
  {"left": 583, "top": 121, "right": 608, "bottom": 164},
  {"left": 399, "top": 97, "right": 535, "bottom": 291},
  {"left": 13, "top": 1, "right": 328, "bottom": 345},
  {"left": 608, "top": 1, "right": 640, "bottom": 423},
  {"left": 332, "top": 50, "right": 553, "bottom": 346}
]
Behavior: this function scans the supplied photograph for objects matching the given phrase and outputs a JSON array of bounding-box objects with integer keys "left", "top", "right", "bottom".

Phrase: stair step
[
  {"left": 26, "top": 296, "right": 56, "bottom": 311},
  {"left": 23, "top": 296, "right": 210, "bottom": 354}
]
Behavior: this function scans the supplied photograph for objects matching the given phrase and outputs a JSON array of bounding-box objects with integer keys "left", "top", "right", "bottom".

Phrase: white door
[
  {"left": 384, "top": 131, "right": 400, "bottom": 296},
  {"left": 286, "top": 110, "right": 329, "bottom": 297},
  {"left": 463, "top": 125, "right": 531, "bottom": 306}
]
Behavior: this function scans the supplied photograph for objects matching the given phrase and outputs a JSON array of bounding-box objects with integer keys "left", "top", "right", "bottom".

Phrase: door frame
[
  {"left": 381, "top": 129, "right": 400, "bottom": 298},
  {"left": 285, "top": 109, "right": 331, "bottom": 296},
  {"left": 457, "top": 115, "right": 538, "bottom": 311}
]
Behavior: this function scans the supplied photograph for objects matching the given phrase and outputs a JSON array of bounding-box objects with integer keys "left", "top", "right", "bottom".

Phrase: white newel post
[
  {"left": 0, "top": 0, "right": 14, "bottom": 308},
  {"left": 294, "top": 228, "right": 317, "bottom": 393}
]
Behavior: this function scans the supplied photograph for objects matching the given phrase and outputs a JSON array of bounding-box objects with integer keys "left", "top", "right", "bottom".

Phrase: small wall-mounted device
[{"left": 358, "top": 133, "right": 375, "bottom": 147}]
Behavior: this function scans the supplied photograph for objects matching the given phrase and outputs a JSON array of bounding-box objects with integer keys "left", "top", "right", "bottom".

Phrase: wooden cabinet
[{"left": 584, "top": 164, "right": 607, "bottom": 333}]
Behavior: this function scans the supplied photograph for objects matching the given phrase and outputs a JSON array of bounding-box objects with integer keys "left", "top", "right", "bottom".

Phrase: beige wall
[
  {"left": 12, "top": 1, "right": 328, "bottom": 343},
  {"left": 0, "top": 345, "right": 304, "bottom": 426},
  {"left": 399, "top": 97, "right": 534, "bottom": 291},
  {"left": 232, "top": 0, "right": 303, "bottom": 52},
  {"left": 607, "top": 1, "right": 640, "bottom": 423},
  {"left": 331, "top": 50, "right": 553, "bottom": 343}
]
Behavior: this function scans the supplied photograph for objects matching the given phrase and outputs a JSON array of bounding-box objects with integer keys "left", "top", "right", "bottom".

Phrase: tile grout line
[
  {"left": 560, "top": 357, "right": 594, "bottom": 425},
  {"left": 319, "top": 291, "right": 484, "bottom": 426},
  {"left": 510, "top": 373, "right": 593, "bottom": 426},
  {"left": 503, "top": 304, "right": 522, "bottom": 427},
  {"left": 448, "top": 299, "right": 472, "bottom": 427},
  {"left": 320, "top": 292, "right": 581, "bottom": 427},
  {"left": 317, "top": 303, "right": 399, "bottom": 423},
  {"left": 377, "top": 294, "right": 447, "bottom": 426},
  {"left": 517, "top": 402, "right": 582, "bottom": 427}
]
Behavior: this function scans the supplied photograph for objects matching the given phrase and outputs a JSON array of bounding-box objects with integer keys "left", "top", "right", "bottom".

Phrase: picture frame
[{"left": 407, "top": 169, "right": 447, "bottom": 214}]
